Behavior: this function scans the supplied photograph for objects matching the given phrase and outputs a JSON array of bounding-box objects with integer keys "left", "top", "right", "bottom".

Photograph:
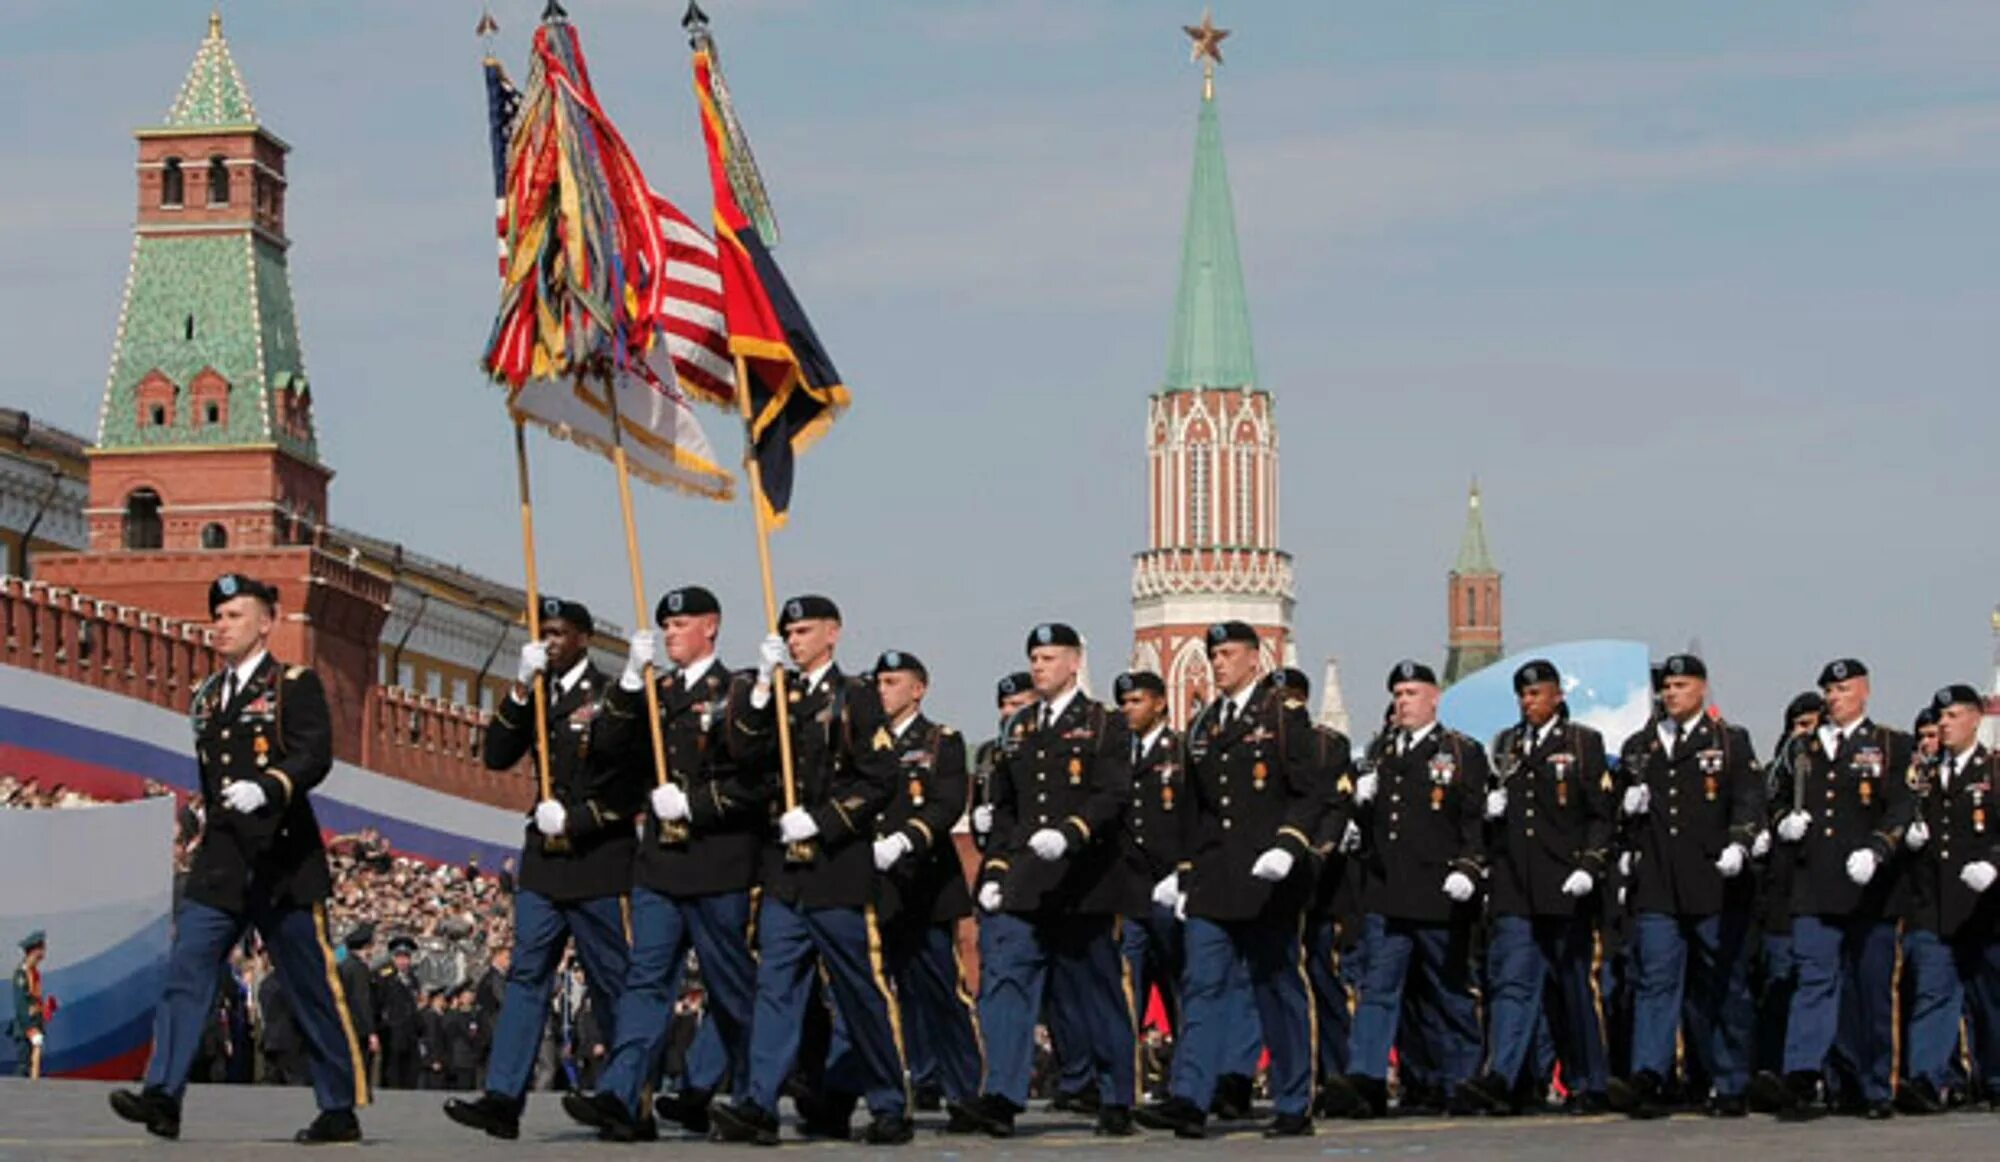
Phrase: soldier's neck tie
[
  {"left": 1132, "top": 736, "right": 1143, "bottom": 765},
  {"left": 1220, "top": 700, "right": 1237, "bottom": 733},
  {"left": 222, "top": 670, "right": 238, "bottom": 711},
  {"left": 1668, "top": 718, "right": 1682, "bottom": 760},
  {"left": 1040, "top": 705, "right": 1054, "bottom": 733}
]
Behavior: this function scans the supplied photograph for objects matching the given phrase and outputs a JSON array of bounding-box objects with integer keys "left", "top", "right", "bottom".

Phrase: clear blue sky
[{"left": 4, "top": 1, "right": 1997, "bottom": 744}]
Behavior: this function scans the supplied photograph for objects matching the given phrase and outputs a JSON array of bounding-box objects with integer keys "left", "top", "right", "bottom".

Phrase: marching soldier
[
  {"left": 446, "top": 597, "right": 639, "bottom": 1140},
  {"left": 1749, "top": 691, "right": 1823, "bottom": 1109},
  {"left": 11, "top": 931, "right": 46, "bottom": 1077},
  {"left": 1614, "top": 655, "right": 1764, "bottom": 1117},
  {"left": 707, "top": 595, "right": 912, "bottom": 1146},
  {"left": 960, "top": 623, "right": 1138, "bottom": 1138},
  {"left": 1461, "top": 659, "right": 1614, "bottom": 1116},
  {"left": 971, "top": 673, "right": 1038, "bottom": 852},
  {"left": 1768, "top": 659, "right": 1912, "bottom": 1119},
  {"left": 1895, "top": 684, "right": 2000, "bottom": 1112},
  {"left": 1135, "top": 623, "right": 1330, "bottom": 1139},
  {"left": 1334, "top": 662, "right": 1488, "bottom": 1116},
  {"left": 109, "top": 573, "right": 365, "bottom": 1144},
  {"left": 560, "top": 586, "right": 765, "bottom": 1142},
  {"left": 375, "top": 937, "right": 424, "bottom": 1090}
]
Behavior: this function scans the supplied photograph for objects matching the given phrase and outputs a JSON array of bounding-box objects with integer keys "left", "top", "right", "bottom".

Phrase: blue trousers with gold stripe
[
  {"left": 1784, "top": 915, "right": 1896, "bottom": 1104},
  {"left": 598, "top": 888, "right": 755, "bottom": 1118},
  {"left": 1484, "top": 913, "right": 1608, "bottom": 1096},
  {"left": 978, "top": 912, "right": 1135, "bottom": 1109},
  {"left": 884, "top": 921, "right": 984, "bottom": 1105},
  {"left": 1172, "top": 916, "right": 1315, "bottom": 1116},
  {"left": 1631, "top": 910, "right": 1753, "bottom": 1096},
  {"left": 1126, "top": 906, "right": 1265, "bottom": 1078},
  {"left": 144, "top": 897, "right": 365, "bottom": 1111},
  {"left": 745, "top": 898, "right": 908, "bottom": 1118},
  {"left": 484, "top": 890, "right": 630, "bottom": 1102},
  {"left": 1304, "top": 916, "right": 1354, "bottom": 1081},
  {"left": 1903, "top": 927, "right": 2000, "bottom": 1093}
]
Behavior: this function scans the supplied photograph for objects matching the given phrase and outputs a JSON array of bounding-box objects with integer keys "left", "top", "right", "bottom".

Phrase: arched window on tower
[
  {"left": 1466, "top": 584, "right": 1478, "bottom": 628},
  {"left": 1234, "top": 445, "right": 1254, "bottom": 545},
  {"left": 1188, "top": 442, "right": 1211, "bottom": 544},
  {"left": 207, "top": 156, "right": 230, "bottom": 206},
  {"left": 123, "top": 489, "right": 164, "bottom": 551},
  {"left": 161, "top": 158, "right": 184, "bottom": 207}
]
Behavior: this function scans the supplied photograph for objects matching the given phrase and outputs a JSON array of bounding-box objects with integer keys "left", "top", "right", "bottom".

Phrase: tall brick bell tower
[{"left": 37, "top": 14, "right": 388, "bottom": 757}]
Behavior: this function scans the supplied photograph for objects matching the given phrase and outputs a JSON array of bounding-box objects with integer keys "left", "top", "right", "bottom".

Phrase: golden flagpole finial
[{"left": 1183, "top": 8, "right": 1230, "bottom": 100}]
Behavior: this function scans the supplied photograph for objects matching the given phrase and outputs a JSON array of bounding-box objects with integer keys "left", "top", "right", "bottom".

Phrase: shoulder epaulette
[
  {"left": 939, "top": 725, "right": 957, "bottom": 737},
  {"left": 285, "top": 665, "right": 308, "bottom": 681}
]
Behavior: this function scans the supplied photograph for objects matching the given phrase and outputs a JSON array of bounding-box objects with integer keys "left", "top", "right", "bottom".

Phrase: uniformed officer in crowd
[
  {"left": 109, "top": 573, "right": 365, "bottom": 1144},
  {"left": 1136, "top": 623, "right": 1330, "bottom": 1139},
  {"left": 959, "top": 623, "right": 1137, "bottom": 1138},
  {"left": 1462, "top": 659, "right": 1614, "bottom": 1116},
  {"left": 375, "top": 936, "right": 424, "bottom": 1090},
  {"left": 1614, "top": 655, "right": 1764, "bottom": 1117},
  {"left": 11, "top": 930, "right": 46, "bottom": 1077},
  {"left": 560, "top": 585, "right": 764, "bottom": 1142},
  {"left": 1768, "top": 659, "right": 1912, "bottom": 1119},
  {"left": 446, "top": 597, "right": 639, "bottom": 1140},
  {"left": 1896, "top": 684, "right": 2000, "bottom": 1112},
  {"left": 1328, "top": 661, "right": 1488, "bottom": 1117},
  {"left": 338, "top": 925, "right": 377, "bottom": 1082},
  {"left": 1287, "top": 668, "right": 1365, "bottom": 1115},
  {"left": 707, "top": 595, "right": 912, "bottom": 1146},
  {"left": 971, "top": 673, "right": 1038, "bottom": 853},
  {"left": 863, "top": 650, "right": 985, "bottom": 1129},
  {"left": 1749, "top": 691, "right": 1823, "bottom": 1109}
]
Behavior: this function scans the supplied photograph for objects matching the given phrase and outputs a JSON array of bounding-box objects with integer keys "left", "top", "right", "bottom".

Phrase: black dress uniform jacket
[
  {"left": 185, "top": 655, "right": 335, "bottom": 915},
  {"left": 1118, "top": 724, "right": 1188, "bottom": 915},
  {"left": 1355, "top": 724, "right": 1489, "bottom": 924},
  {"left": 734, "top": 664, "right": 898, "bottom": 910},
  {"left": 1307, "top": 724, "right": 1363, "bottom": 927},
  {"left": 483, "top": 664, "right": 640, "bottom": 902},
  {"left": 1768, "top": 719, "right": 1913, "bottom": 918},
  {"left": 599, "top": 660, "right": 770, "bottom": 898},
  {"left": 1618, "top": 715, "right": 1764, "bottom": 917},
  {"left": 1902, "top": 746, "right": 2000, "bottom": 939},
  {"left": 980, "top": 692, "right": 1135, "bottom": 916},
  {"left": 1487, "top": 716, "right": 1614, "bottom": 917},
  {"left": 1180, "top": 676, "right": 1335, "bottom": 922},
  {"left": 875, "top": 715, "right": 973, "bottom": 927}
]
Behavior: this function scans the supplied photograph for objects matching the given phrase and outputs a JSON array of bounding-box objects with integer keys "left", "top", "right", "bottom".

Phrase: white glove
[
  {"left": 1443, "top": 871, "right": 1475, "bottom": 902},
  {"left": 978, "top": 882, "right": 1003, "bottom": 912},
  {"left": 1905, "top": 820, "right": 1930, "bottom": 851},
  {"left": 1485, "top": 789, "right": 1507, "bottom": 820},
  {"left": 27, "top": 1030, "right": 42, "bottom": 1048},
  {"left": 1777, "top": 811, "right": 1810, "bottom": 843},
  {"left": 221, "top": 780, "right": 267, "bottom": 814},
  {"left": 1715, "top": 844, "right": 1747, "bottom": 878},
  {"left": 1028, "top": 828, "right": 1068, "bottom": 861},
  {"left": 873, "top": 834, "right": 913, "bottom": 872},
  {"left": 1617, "top": 885, "right": 1628, "bottom": 907},
  {"left": 1751, "top": 830, "right": 1772, "bottom": 858},
  {"left": 621, "top": 630, "right": 658, "bottom": 690},
  {"left": 1960, "top": 861, "right": 1997, "bottom": 893},
  {"left": 650, "top": 783, "right": 690, "bottom": 823},
  {"left": 757, "top": 633, "right": 787, "bottom": 680},
  {"left": 1339, "top": 820, "right": 1362, "bottom": 853},
  {"left": 516, "top": 641, "right": 549, "bottom": 686},
  {"left": 1846, "top": 848, "right": 1878, "bottom": 885},
  {"left": 1618, "top": 851, "right": 1635, "bottom": 877},
  {"left": 1354, "top": 773, "right": 1379, "bottom": 805},
  {"left": 971, "top": 803, "right": 994, "bottom": 835},
  {"left": 1622, "top": 785, "right": 1651, "bottom": 817},
  {"left": 778, "top": 807, "right": 819, "bottom": 843},
  {"left": 1561, "top": 870, "right": 1595, "bottom": 898},
  {"left": 534, "top": 800, "right": 567, "bottom": 837},
  {"left": 1174, "top": 891, "right": 1188, "bottom": 921},
  {"left": 1251, "top": 848, "right": 1295, "bottom": 882},
  {"left": 1152, "top": 873, "right": 1181, "bottom": 910}
]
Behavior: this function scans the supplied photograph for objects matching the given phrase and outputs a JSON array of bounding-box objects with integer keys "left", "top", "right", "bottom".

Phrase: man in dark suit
[
  {"left": 109, "top": 573, "right": 366, "bottom": 1144},
  {"left": 337, "top": 925, "right": 376, "bottom": 1085},
  {"left": 375, "top": 937, "right": 423, "bottom": 1090}
]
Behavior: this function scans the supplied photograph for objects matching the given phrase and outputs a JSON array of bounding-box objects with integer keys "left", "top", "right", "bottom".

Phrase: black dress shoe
[
  {"left": 1628, "top": 1071, "right": 1670, "bottom": 1120},
  {"left": 794, "top": 1090, "right": 856, "bottom": 1139},
  {"left": 655, "top": 1088, "right": 713, "bottom": 1135},
  {"left": 1775, "top": 1072, "right": 1826, "bottom": 1122},
  {"left": 1264, "top": 1111, "right": 1314, "bottom": 1138},
  {"left": 1065, "top": 1086, "right": 1103, "bottom": 1115},
  {"left": 1458, "top": 1072, "right": 1517, "bottom": 1116},
  {"left": 564, "top": 1091, "right": 640, "bottom": 1141},
  {"left": 624, "top": 1115, "right": 659, "bottom": 1142},
  {"left": 1096, "top": 1105, "right": 1137, "bottom": 1136},
  {"left": 1564, "top": 1091, "right": 1611, "bottom": 1116},
  {"left": 1211, "top": 1073, "right": 1255, "bottom": 1121},
  {"left": 943, "top": 1100, "right": 984, "bottom": 1134},
  {"left": 914, "top": 1084, "right": 944, "bottom": 1112},
  {"left": 1134, "top": 1096, "right": 1207, "bottom": 1139},
  {"left": 709, "top": 1100, "right": 781, "bottom": 1146},
  {"left": 1317, "top": 1074, "right": 1370, "bottom": 1119},
  {"left": 1895, "top": 1078, "right": 1944, "bottom": 1115},
  {"left": 444, "top": 1093, "right": 522, "bottom": 1140},
  {"left": 1863, "top": 1100, "right": 1895, "bottom": 1121},
  {"left": 295, "top": 1109, "right": 362, "bottom": 1145},
  {"left": 1605, "top": 1075, "right": 1637, "bottom": 1113},
  {"left": 1746, "top": 1071, "right": 1787, "bottom": 1114},
  {"left": 862, "top": 1114, "right": 915, "bottom": 1144},
  {"left": 1707, "top": 1093, "right": 1748, "bottom": 1118},
  {"left": 962, "top": 1093, "right": 1018, "bottom": 1138},
  {"left": 108, "top": 1088, "right": 181, "bottom": 1140},
  {"left": 1401, "top": 1079, "right": 1446, "bottom": 1116}
]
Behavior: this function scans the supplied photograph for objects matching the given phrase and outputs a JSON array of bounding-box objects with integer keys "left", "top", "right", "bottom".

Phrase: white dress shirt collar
[
  {"left": 680, "top": 654, "right": 719, "bottom": 689},
  {"left": 226, "top": 650, "right": 268, "bottom": 695},
  {"left": 1039, "top": 685, "right": 1080, "bottom": 726}
]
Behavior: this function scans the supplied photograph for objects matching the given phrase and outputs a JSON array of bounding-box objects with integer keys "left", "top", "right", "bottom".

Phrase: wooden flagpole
[
  {"left": 596, "top": 369, "right": 676, "bottom": 825},
  {"left": 733, "top": 354, "right": 810, "bottom": 864},
  {"left": 512, "top": 418, "right": 565, "bottom": 853}
]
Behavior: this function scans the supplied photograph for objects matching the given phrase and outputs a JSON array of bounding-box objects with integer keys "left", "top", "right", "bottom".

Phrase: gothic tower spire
[{"left": 1443, "top": 480, "right": 1503, "bottom": 685}]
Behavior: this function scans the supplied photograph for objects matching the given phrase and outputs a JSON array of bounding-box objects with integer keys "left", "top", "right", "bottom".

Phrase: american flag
[{"left": 483, "top": 56, "right": 520, "bottom": 278}]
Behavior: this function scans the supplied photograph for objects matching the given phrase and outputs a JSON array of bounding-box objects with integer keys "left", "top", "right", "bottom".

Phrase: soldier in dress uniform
[
  {"left": 1461, "top": 659, "right": 1615, "bottom": 1116},
  {"left": 560, "top": 586, "right": 765, "bottom": 1142},
  {"left": 446, "top": 597, "right": 639, "bottom": 1140},
  {"left": 109, "top": 573, "right": 366, "bottom": 1144},
  {"left": 706, "top": 595, "right": 912, "bottom": 1146},
  {"left": 1895, "top": 684, "right": 2000, "bottom": 1112},
  {"left": 1290, "top": 667, "right": 1366, "bottom": 1118},
  {"left": 861, "top": 651, "right": 985, "bottom": 1130},
  {"left": 1748, "top": 691, "right": 1823, "bottom": 1109},
  {"left": 1614, "top": 655, "right": 1764, "bottom": 1117},
  {"left": 1767, "top": 659, "right": 1913, "bottom": 1119},
  {"left": 959, "top": 623, "right": 1138, "bottom": 1138},
  {"left": 971, "top": 673, "right": 1038, "bottom": 853},
  {"left": 1336, "top": 662, "right": 1488, "bottom": 1116},
  {"left": 1135, "top": 623, "right": 1330, "bottom": 1139},
  {"left": 375, "top": 936, "right": 423, "bottom": 1090},
  {"left": 11, "top": 931, "right": 46, "bottom": 1077},
  {"left": 338, "top": 925, "right": 377, "bottom": 1084}
]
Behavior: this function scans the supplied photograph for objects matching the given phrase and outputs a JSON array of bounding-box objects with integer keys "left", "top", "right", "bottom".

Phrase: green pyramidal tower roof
[
  {"left": 1163, "top": 86, "right": 1257, "bottom": 392},
  {"left": 1454, "top": 481, "right": 1496, "bottom": 574},
  {"left": 163, "top": 12, "right": 258, "bottom": 129}
]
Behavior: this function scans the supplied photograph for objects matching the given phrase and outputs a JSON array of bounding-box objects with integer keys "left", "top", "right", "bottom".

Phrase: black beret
[
  {"left": 1205, "top": 621, "right": 1259, "bottom": 650},
  {"left": 1914, "top": 705, "right": 1939, "bottom": 731},
  {"left": 996, "top": 671, "right": 1034, "bottom": 704},
  {"left": 1386, "top": 659, "right": 1437, "bottom": 691},
  {"left": 874, "top": 650, "right": 928, "bottom": 682},
  {"left": 1817, "top": 658, "right": 1868, "bottom": 687},
  {"left": 1513, "top": 659, "right": 1561, "bottom": 693},
  {"left": 1114, "top": 671, "right": 1167, "bottom": 698},
  {"left": 655, "top": 585, "right": 720, "bottom": 622},
  {"left": 1649, "top": 661, "right": 1667, "bottom": 693},
  {"left": 343, "top": 923, "right": 375, "bottom": 950},
  {"left": 1930, "top": 683, "right": 1983, "bottom": 714},
  {"left": 208, "top": 572, "right": 278, "bottom": 615},
  {"left": 778, "top": 594, "right": 840, "bottom": 631},
  {"left": 1025, "top": 622, "right": 1082, "bottom": 654},
  {"left": 538, "top": 596, "right": 594, "bottom": 636},
  {"left": 1784, "top": 691, "right": 1826, "bottom": 722},
  {"left": 1662, "top": 654, "right": 1707, "bottom": 681},
  {"left": 389, "top": 935, "right": 418, "bottom": 955},
  {"left": 1276, "top": 667, "right": 1312, "bottom": 697}
]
